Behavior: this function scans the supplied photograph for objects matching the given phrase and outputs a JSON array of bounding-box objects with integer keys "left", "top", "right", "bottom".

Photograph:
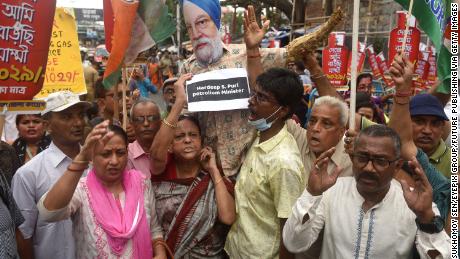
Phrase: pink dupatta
[{"left": 86, "top": 169, "right": 152, "bottom": 258}]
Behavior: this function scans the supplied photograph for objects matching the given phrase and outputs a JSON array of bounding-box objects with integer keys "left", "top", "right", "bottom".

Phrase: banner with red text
[
  {"left": 322, "top": 32, "right": 349, "bottom": 88},
  {"left": 426, "top": 46, "right": 438, "bottom": 88},
  {"left": 413, "top": 43, "right": 430, "bottom": 92},
  {"left": 366, "top": 45, "right": 382, "bottom": 80},
  {"left": 35, "top": 8, "right": 86, "bottom": 99},
  {"left": 346, "top": 41, "right": 366, "bottom": 80},
  {"left": 0, "top": 0, "right": 56, "bottom": 101},
  {"left": 376, "top": 52, "right": 395, "bottom": 87}
]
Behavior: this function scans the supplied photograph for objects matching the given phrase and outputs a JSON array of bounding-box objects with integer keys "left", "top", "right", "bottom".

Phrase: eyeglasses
[
  {"left": 132, "top": 115, "right": 160, "bottom": 124},
  {"left": 351, "top": 153, "right": 399, "bottom": 171},
  {"left": 249, "top": 91, "right": 277, "bottom": 104}
]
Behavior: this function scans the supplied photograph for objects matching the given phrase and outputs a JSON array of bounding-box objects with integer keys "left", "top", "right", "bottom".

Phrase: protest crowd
[{"left": 0, "top": 0, "right": 456, "bottom": 258}]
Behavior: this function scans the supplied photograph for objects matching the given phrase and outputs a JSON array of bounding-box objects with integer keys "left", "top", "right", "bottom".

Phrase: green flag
[{"left": 394, "top": 0, "right": 452, "bottom": 93}]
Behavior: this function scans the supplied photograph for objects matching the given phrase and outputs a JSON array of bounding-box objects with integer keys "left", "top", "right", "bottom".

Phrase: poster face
[
  {"left": 0, "top": 0, "right": 56, "bottom": 100},
  {"left": 322, "top": 32, "right": 349, "bottom": 87},
  {"left": 35, "top": 8, "right": 86, "bottom": 99},
  {"left": 186, "top": 68, "right": 250, "bottom": 112}
]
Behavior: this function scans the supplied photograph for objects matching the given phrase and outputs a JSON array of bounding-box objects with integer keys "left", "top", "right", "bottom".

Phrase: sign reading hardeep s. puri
[{"left": 186, "top": 68, "right": 250, "bottom": 112}]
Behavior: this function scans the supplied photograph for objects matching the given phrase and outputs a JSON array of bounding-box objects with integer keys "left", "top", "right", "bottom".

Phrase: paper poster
[
  {"left": 366, "top": 45, "right": 382, "bottom": 80},
  {"left": 322, "top": 32, "right": 349, "bottom": 87},
  {"left": 186, "top": 68, "right": 250, "bottom": 112},
  {"left": 346, "top": 41, "right": 366, "bottom": 80},
  {"left": 35, "top": 8, "right": 86, "bottom": 99},
  {"left": 388, "top": 11, "right": 420, "bottom": 65},
  {"left": 413, "top": 44, "right": 430, "bottom": 91},
  {"left": 0, "top": 0, "right": 56, "bottom": 101},
  {"left": 376, "top": 52, "right": 395, "bottom": 88}
]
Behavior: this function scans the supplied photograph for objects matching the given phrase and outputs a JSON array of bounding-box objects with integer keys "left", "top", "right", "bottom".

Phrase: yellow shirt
[
  {"left": 181, "top": 44, "right": 287, "bottom": 176},
  {"left": 225, "top": 125, "right": 305, "bottom": 259}
]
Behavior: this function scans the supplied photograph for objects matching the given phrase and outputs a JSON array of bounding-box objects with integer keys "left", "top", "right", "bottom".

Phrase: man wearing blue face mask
[{"left": 225, "top": 68, "right": 305, "bottom": 258}]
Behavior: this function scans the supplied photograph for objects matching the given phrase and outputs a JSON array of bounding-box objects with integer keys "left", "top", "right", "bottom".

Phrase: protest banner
[
  {"left": 389, "top": 11, "right": 421, "bottom": 64},
  {"left": 35, "top": 8, "right": 86, "bottom": 99},
  {"left": 413, "top": 43, "right": 430, "bottom": 92},
  {"left": 346, "top": 41, "right": 366, "bottom": 80},
  {"left": 365, "top": 45, "right": 382, "bottom": 79},
  {"left": 0, "top": 100, "right": 46, "bottom": 112},
  {"left": 0, "top": 0, "right": 56, "bottom": 101},
  {"left": 426, "top": 45, "right": 438, "bottom": 87},
  {"left": 322, "top": 32, "right": 349, "bottom": 88},
  {"left": 186, "top": 68, "right": 250, "bottom": 112},
  {"left": 376, "top": 52, "right": 395, "bottom": 87}
]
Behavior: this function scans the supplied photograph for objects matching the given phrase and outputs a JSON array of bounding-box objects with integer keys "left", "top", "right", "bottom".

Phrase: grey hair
[
  {"left": 355, "top": 124, "right": 401, "bottom": 158},
  {"left": 312, "top": 96, "right": 349, "bottom": 127},
  {"left": 129, "top": 98, "right": 159, "bottom": 119}
]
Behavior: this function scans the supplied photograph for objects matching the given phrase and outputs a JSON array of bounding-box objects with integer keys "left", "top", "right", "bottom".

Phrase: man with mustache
[
  {"left": 409, "top": 94, "right": 451, "bottom": 177},
  {"left": 127, "top": 98, "right": 161, "bottom": 178},
  {"left": 12, "top": 91, "right": 90, "bottom": 259},
  {"left": 283, "top": 125, "right": 450, "bottom": 258}
]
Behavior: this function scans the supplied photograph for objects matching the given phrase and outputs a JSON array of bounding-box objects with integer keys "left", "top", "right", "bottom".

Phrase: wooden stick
[
  {"left": 122, "top": 65, "right": 128, "bottom": 130},
  {"left": 401, "top": 0, "right": 415, "bottom": 57},
  {"left": 113, "top": 82, "right": 119, "bottom": 124},
  {"left": 349, "top": 0, "right": 361, "bottom": 131}
]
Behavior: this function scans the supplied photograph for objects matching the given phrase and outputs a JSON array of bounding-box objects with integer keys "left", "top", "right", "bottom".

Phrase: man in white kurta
[{"left": 283, "top": 125, "right": 451, "bottom": 259}]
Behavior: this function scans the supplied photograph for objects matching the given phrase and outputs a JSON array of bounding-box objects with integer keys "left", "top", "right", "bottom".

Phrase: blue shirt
[{"left": 132, "top": 78, "right": 157, "bottom": 98}]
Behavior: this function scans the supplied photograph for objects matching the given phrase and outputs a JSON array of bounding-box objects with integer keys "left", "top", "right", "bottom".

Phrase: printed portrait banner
[
  {"left": 0, "top": 0, "right": 56, "bottom": 100},
  {"left": 322, "top": 32, "right": 349, "bottom": 87},
  {"left": 366, "top": 45, "right": 382, "bottom": 79},
  {"left": 186, "top": 68, "right": 250, "bottom": 112},
  {"left": 35, "top": 8, "right": 86, "bottom": 99}
]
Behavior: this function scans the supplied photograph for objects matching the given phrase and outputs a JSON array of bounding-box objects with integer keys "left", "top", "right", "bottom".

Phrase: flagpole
[
  {"left": 349, "top": 0, "right": 361, "bottom": 131},
  {"left": 400, "top": 0, "right": 414, "bottom": 56}
]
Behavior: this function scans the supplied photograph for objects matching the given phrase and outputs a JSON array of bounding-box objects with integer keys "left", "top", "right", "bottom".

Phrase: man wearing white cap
[{"left": 12, "top": 91, "right": 90, "bottom": 259}]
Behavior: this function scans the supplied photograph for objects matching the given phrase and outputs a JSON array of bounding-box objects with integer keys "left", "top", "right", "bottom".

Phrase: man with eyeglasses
[
  {"left": 127, "top": 98, "right": 161, "bottom": 178},
  {"left": 161, "top": 78, "right": 178, "bottom": 118},
  {"left": 283, "top": 124, "right": 450, "bottom": 258}
]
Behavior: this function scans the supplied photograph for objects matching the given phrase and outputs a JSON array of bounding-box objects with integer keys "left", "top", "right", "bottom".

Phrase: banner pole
[
  {"left": 122, "top": 64, "right": 128, "bottom": 131},
  {"left": 401, "top": 0, "right": 414, "bottom": 56},
  {"left": 349, "top": 0, "right": 361, "bottom": 131}
]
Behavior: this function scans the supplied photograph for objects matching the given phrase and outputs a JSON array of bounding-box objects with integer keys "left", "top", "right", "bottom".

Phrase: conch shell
[{"left": 286, "top": 7, "right": 345, "bottom": 61}]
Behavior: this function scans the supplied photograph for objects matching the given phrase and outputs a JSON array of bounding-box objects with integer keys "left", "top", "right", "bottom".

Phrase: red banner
[
  {"left": 365, "top": 45, "right": 382, "bottom": 80},
  {"left": 413, "top": 49, "right": 430, "bottom": 91},
  {"left": 426, "top": 46, "right": 438, "bottom": 88},
  {"left": 388, "top": 11, "right": 420, "bottom": 65},
  {"left": 0, "top": 1, "right": 56, "bottom": 100},
  {"left": 376, "top": 52, "right": 394, "bottom": 87},
  {"left": 346, "top": 41, "right": 366, "bottom": 80},
  {"left": 322, "top": 32, "right": 349, "bottom": 87}
]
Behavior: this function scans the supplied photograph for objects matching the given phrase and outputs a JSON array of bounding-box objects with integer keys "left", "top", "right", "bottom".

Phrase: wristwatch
[{"left": 415, "top": 215, "right": 445, "bottom": 234}]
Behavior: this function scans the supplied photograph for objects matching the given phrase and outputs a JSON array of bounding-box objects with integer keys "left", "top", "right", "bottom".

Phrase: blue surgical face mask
[{"left": 248, "top": 106, "right": 282, "bottom": 132}]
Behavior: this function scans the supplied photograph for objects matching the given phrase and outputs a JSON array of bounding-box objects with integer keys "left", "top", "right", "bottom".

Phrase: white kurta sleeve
[
  {"left": 415, "top": 204, "right": 451, "bottom": 259},
  {"left": 282, "top": 188, "right": 326, "bottom": 253},
  {"left": 37, "top": 184, "right": 83, "bottom": 222}
]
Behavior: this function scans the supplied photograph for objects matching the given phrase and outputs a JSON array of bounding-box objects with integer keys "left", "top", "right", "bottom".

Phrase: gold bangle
[
  {"left": 214, "top": 177, "right": 226, "bottom": 186},
  {"left": 311, "top": 73, "right": 326, "bottom": 80},
  {"left": 72, "top": 160, "right": 89, "bottom": 164},
  {"left": 162, "top": 118, "right": 177, "bottom": 129}
]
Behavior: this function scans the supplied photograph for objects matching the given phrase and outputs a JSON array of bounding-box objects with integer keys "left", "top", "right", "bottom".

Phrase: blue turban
[{"left": 181, "top": 0, "right": 221, "bottom": 30}]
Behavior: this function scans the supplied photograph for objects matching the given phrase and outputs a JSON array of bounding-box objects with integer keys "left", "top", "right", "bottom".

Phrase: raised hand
[
  {"left": 399, "top": 157, "right": 435, "bottom": 222},
  {"left": 174, "top": 73, "right": 192, "bottom": 104},
  {"left": 77, "top": 120, "right": 114, "bottom": 161},
  {"left": 307, "top": 147, "right": 342, "bottom": 196},
  {"left": 244, "top": 5, "right": 270, "bottom": 50},
  {"left": 389, "top": 53, "right": 414, "bottom": 92},
  {"left": 199, "top": 146, "right": 218, "bottom": 174}
]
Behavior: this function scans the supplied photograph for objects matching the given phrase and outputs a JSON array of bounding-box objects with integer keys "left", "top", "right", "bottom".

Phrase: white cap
[{"left": 41, "top": 91, "right": 91, "bottom": 115}]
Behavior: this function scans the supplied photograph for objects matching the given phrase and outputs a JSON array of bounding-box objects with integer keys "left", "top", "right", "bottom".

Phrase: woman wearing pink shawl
[{"left": 38, "top": 122, "right": 167, "bottom": 258}]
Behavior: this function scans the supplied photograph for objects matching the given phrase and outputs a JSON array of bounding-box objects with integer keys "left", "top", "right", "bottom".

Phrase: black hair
[
  {"left": 355, "top": 124, "right": 401, "bottom": 158},
  {"left": 294, "top": 61, "right": 305, "bottom": 71},
  {"left": 16, "top": 114, "right": 42, "bottom": 126},
  {"left": 355, "top": 92, "right": 374, "bottom": 110},
  {"left": 178, "top": 114, "right": 201, "bottom": 135},
  {"left": 357, "top": 73, "right": 373, "bottom": 85},
  {"left": 256, "top": 67, "right": 303, "bottom": 119},
  {"left": 108, "top": 124, "right": 128, "bottom": 147},
  {"left": 95, "top": 78, "right": 106, "bottom": 98}
]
